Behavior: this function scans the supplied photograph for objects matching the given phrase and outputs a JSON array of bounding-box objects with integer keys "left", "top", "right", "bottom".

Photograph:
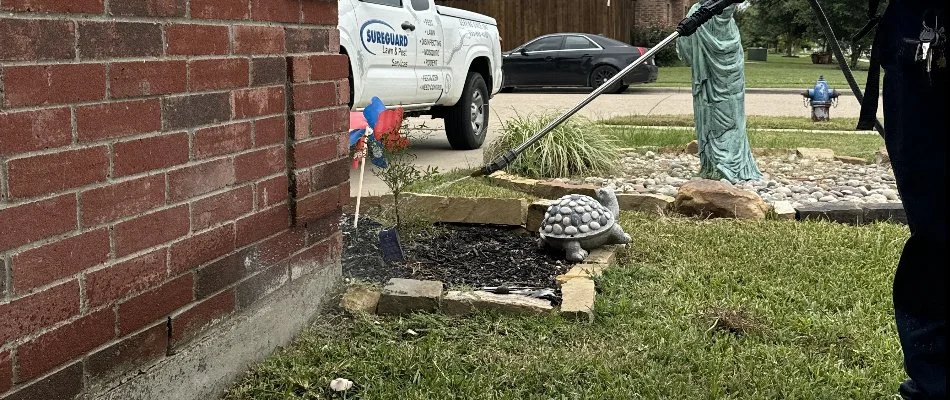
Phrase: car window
[
  {"left": 360, "top": 0, "right": 402, "bottom": 7},
  {"left": 409, "top": 0, "right": 428, "bottom": 10},
  {"left": 524, "top": 37, "right": 562, "bottom": 52},
  {"left": 564, "top": 36, "right": 597, "bottom": 50}
]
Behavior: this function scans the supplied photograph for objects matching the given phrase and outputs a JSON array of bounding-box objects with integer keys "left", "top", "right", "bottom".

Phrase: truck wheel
[{"left": 445, "top": 72, "right": 488, "bottom": 150}]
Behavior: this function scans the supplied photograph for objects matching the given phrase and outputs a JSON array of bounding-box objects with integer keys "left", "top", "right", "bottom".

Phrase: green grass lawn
[
  {"left": 604, "top": 126, "right": 885, "bottom": 161},
  {"left": 601, "top": 115, "right": 865, "bottom": 132},
  {"left": 404, "top": 169, "right": 535, "bottom": 200},
  {"left": 225, "top": 213, "right": 907, "bottom": 399},
  {"left": 652, "top": 55, "right": 870, "bottom": 89}
]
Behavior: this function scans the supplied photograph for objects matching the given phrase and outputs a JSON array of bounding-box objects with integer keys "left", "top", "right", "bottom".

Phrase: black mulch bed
[{"left": 341, "top": 213, "right": 574, "bottom": 296}]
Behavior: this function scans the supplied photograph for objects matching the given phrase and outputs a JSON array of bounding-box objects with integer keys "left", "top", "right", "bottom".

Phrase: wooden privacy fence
[{"left": 436, "top": 0, "right": 637, "bottom": 50}]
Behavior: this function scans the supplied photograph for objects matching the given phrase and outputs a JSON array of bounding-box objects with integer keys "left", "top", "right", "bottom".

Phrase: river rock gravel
[{"left": 562, "top": 151, "right": 901, "bottom": 208}]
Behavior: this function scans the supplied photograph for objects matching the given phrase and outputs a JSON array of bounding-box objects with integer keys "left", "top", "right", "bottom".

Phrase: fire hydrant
[{"left": 801, "top": 75, "right": 839, "bottom": 121}]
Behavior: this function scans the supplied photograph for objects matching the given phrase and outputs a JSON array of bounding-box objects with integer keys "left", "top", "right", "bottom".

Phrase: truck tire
[{"left": 445, "top": 72, "right": 488, "bottom": 150}]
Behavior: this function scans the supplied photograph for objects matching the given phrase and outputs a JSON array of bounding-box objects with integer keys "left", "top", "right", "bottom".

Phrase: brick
[
  {"left": 285, "top": 27, "right": 329, "bottom": 53},
  {"left": 78, "top": 21, "right": 163, "bottom": 59},
  {"left": 189, "top": 58, "right": 250, "bottom": 91},
  {"left": 0, "top": 18, "right": 74, "bottom": 61},
  {"left": 168, "top": 158, "right": 236, "bottom": 201},
  {"left": 237, "top": 263, "right": 288, "bottom": 309},
  {"left": 305, "top": 213, "right": 340, "bottom": 245},
  {"left": 296, "top": 189, "right": 342, "bottom": 225},
  {"left": 0, "top": 195, "right": 76, "bottom": 252},
  {"left": 293, "top": 113, "right": 311, "bottom": 139},
  {"left": 310, "top": 54, "right": 349, "bottom": 81},
  {"left": 118, "top": 274, "right": 193, "bottom": 334},
  {"left": 191, "top": 0, "right": 249, "bottom": 19},
  {"left": 294, "top": 136, "right": 337, "bottom": 169},
  {"left": 86, "top": 322, "right": 167, "bottom": 384},
  {"left": 254, "top": 115, "right": 286, "bottom": 146},
  {"left": 0, "top": 107, "right": 72, "bottom": 156},
  {"left": 251, "top": 57, "right": 287, "bottom": 86},
  {"left": 167, "top": 24, "right": 229, "bottom": 56},
  {"left": 162, "top": 92, "right": 232, "bottom": 130},
  {"left": 80, "top": 175, "right": 165, "bottom": 227},
  {"left": 169, "top": 224, "right": 235, "bottom": 274},
  {"left": 337, "top": 78, "right": 350, "bottom": 106},
  {"left": 289, "top": 234, "right": 339, "bottom": 279},
  {"left": 16, "top": 309, "right": 116, "bottom": 381},
  {"left": 86, "top": 249, "right": 167, "bottom": 307},
  {"left": 1, "top": 63, "right": 105, "bottom": 107},
  {"left": 257, "top": 229, "right": 305, "bottom": 264},
  {"left": 113, "top": 132, "right": 189, "bottom": 177},
  {"left": 234, "top": 25, "right": 285, "bottom": 54},
  {"left": 194, "top": 122, "right": 253, "bottom": 159},
  {"left": 192, "top": 186, "right": 254, "bottom": 231},
  {"left": 195, "top": 248, "right": 252, "bottom": 298},
  {"left": 235, "top": 205, "right": 290, "bottom": 248},
  {"left": 292, "top": 82, "right": 336, "bottom": 111},
  {"left": 109, "top": 0, "right": 186, "bottom": 16},
  {"left": 301, "top": 0, "right": 337, "bottom": 25},
  {"left": 0, "top": 281, "right": 79, "bottom": 344},
  {"left": 256, "top": 175, "right": 289, "bottom": 208},
  {"left": 0, "top": 0, "right": 103, "bottom": 12},
  {"left": 310, "top": 157, "right": 349, "bottom": 191},
  {"left": 235, "top": 146, "right": 285, "bottom": 183},
  {"left": 109, "top": 60, "right": 187, "bottom": 98},
  {"left": 1, "top": 362, "right": 82, "bottom": 400},
  {"left": 77, "top": 99, "right": 162, "bottom": 141},
  {"left": 0, "top": 350, "right": 10, "bottom": 394},
  {"left": 114, "top": 206, "right": 189, "bottom": 256},
  {"left": 233, "top": 86, "right": 285, "bottom": 119},
  {"left": 7, "top": 146, "right": 109, "bottom": 199},
  {"left": 11, "top": 229, "right": 109, "bottom": 293},
  {"left": 309, "top": 106, "right": 349, "bottom": 137},
  {"left": 290, "top": 56, "right": 310, "bottom": 83},
  {"left": 170, "top": 288, "right": 235, "bottom": 348},
  {"left": 251, "top": 0, "right": 298, "bottom": 22}
]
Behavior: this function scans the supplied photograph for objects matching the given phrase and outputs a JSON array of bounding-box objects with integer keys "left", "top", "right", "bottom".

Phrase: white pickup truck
[{"left": 338, "top": 0, "right": 503, "bottom": 150}]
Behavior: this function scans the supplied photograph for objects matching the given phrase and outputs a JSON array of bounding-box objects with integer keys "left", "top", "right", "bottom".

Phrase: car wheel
[
  {"left": 614, "top": 84, "right": 630, "bottom": 94},
  {"left": 445, "top": 72, "right": 488, "bottom": 150},
  {"left": 590, "top": 65, "right": 622, "bottom": 93}
]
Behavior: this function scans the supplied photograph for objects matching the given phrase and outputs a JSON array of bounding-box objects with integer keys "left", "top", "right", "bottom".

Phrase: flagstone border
[{"left": 338, "top": 244, "right": 622, "bottom": 321}]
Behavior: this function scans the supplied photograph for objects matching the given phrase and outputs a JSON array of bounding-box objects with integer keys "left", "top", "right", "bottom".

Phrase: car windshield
[{"left": 589, "top": 35, "right": 631, "bottom": 48}]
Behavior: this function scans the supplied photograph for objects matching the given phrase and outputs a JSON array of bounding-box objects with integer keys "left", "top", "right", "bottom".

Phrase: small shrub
[
  {"left": 369, "top": 121, "right": 439, "bottom": 230},
  {"left": 632, "top": 23, "right": 684, "bottom": 67},
  {"left": 483, "top": 113, "right": 619, "bottom": 179}
]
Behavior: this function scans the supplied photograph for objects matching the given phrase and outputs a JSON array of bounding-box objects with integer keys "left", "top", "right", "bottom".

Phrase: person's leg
[{"left": 881, "top": 11, "right": 947, "bottom": 398}]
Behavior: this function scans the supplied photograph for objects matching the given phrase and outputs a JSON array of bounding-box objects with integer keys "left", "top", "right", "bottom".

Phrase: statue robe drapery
[{"left": 676, "top": 1, "right": 762, "bottom": 182}]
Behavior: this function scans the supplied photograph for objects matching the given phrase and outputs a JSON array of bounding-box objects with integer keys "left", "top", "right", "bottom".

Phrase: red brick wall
[
  {"left": 0, "top": 1, "right": 347, "bottom": 398},
  {"left": 635, "top": 0, "right": 688, "bottom": 26}
]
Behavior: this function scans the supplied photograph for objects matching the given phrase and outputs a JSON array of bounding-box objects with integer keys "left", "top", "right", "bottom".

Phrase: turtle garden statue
[{"left": 539, "top": 187, "right": 631, "bottom": 262}]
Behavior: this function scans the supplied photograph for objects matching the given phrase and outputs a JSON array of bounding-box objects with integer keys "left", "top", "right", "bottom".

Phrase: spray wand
[{"left": 472, "top": 0, "right": 748, "bottom": 178}]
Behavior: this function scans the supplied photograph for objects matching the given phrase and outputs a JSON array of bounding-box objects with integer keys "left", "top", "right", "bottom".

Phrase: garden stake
[
  {"left": 473, "top": 0, "right": 757, "bottom": 178},
  {"left": 352, "top": 127, "right": 373, "bottom": 229}
]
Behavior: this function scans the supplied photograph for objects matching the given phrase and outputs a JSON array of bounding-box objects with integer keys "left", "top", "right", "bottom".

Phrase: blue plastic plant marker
[{"left": 378, "top": 227, "right": 404, "bottom": 262}]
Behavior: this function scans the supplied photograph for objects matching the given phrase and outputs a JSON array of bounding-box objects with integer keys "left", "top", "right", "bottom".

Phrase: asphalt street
[{"left": 349, "top": 87, "right": 884, "bottom": 197}]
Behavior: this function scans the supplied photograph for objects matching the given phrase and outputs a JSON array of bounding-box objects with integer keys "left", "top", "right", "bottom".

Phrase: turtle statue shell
[{"left": 540, "top": 194, "right": 614, "bottom": 238}]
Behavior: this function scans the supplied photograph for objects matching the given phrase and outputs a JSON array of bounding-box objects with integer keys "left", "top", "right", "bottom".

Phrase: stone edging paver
[{"left": 338, "top": 245, "right": 622, "bottom": 322}]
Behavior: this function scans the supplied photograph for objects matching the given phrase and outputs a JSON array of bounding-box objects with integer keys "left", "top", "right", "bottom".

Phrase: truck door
[
  {"left": 350, "top": 0, "right": 417, "bottom": 106},
  {"left": 407, "top": 0, "right": 444, "bottom": 104}
]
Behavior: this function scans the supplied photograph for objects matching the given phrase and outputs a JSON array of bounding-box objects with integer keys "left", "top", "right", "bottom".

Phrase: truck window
[
  {"left": 360, "top": 0, "right": 402, "bottom": 7},
  {"left": 410, "top": 0, "right": 429, "bottom": 10}
]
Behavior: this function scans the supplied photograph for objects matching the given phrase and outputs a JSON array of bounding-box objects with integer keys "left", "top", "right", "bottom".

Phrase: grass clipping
[{"left": 484, "top": 113, "right": 619, "bottom": 179}]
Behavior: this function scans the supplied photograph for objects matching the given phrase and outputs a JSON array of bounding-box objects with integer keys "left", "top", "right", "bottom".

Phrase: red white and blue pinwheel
[{"left": 348, "top": 96, "right": 406, "bottom": 169}]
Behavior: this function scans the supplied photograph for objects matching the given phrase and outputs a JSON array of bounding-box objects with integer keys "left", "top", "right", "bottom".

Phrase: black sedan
[{"left": 500, "top": 33, "right": 658, "bottom": 94}]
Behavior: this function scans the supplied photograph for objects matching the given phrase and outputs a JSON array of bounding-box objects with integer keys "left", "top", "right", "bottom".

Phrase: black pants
[{"left": 879, "top": 2, "right": 947, "bottom": 398}]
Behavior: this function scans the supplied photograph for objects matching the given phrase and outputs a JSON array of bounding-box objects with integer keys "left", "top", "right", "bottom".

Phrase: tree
[{"left": 737, "top": 0, "right": 884, "bottom": 68}]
